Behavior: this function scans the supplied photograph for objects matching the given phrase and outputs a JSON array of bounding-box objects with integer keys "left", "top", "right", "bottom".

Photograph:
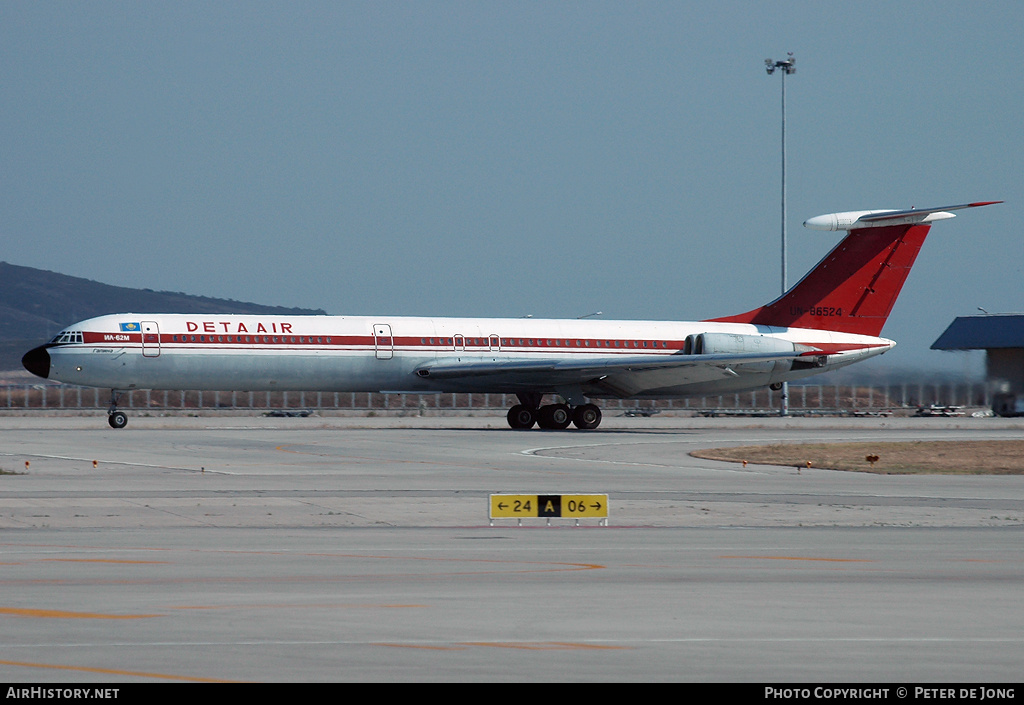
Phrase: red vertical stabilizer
[{"left": 709, "top": 223, "right": 930, "bottom": 337}]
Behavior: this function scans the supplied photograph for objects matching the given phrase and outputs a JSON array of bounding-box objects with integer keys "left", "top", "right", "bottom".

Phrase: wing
[{"left": 414, "top": 349, "right": 816, "bottom": 398}]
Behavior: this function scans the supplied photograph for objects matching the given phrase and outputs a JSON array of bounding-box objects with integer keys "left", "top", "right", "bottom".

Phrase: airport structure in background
[
  {"left": 0, "top": 378, "right": 995, "bottom": 418},
  {"left": 933, "top": 313, "right": 1024, "bottom": 416}
]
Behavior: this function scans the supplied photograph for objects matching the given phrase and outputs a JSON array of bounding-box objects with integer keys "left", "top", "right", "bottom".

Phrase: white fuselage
[{"left": 39, "top": 313, "right": 892, "bottom": 399}]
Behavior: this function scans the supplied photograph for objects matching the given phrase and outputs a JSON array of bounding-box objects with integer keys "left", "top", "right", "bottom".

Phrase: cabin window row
[
  {"left": 418, "top": 337, "right": 670, "bottom": 349},
  {"left": 164, "top": 334, "right": 670, "bottom": 348},
  {"left": 171, "top": 335, "right": 332, "bottom": 344}
]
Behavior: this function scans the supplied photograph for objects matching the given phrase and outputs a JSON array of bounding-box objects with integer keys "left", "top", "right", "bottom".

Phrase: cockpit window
[{"left": 49, "top": 331, "right": 83, "bottom": 344}]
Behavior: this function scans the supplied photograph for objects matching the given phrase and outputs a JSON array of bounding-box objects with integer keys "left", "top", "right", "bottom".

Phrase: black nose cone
[{"left": 22, "top": 346, "right": 51, "bottom": 379}]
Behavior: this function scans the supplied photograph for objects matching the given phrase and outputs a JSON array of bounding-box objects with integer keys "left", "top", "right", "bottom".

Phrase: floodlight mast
[{"left": 765, "top": 53, "right": 795, "bottom": 416}]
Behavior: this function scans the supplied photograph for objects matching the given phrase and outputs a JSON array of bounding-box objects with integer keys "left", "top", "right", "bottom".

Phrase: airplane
[{"left": 22, "top": 201, "right": 1000, "bottom": 430}]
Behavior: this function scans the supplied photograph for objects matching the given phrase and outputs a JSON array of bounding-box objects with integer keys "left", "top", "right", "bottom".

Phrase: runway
[{"left": 1, "top": 415, "right": 1022, "bottom": 681}]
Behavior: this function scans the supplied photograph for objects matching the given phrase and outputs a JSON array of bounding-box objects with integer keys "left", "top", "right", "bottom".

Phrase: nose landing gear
[{"left": 107, "top": 391, "right": 128, "bottom": 429}]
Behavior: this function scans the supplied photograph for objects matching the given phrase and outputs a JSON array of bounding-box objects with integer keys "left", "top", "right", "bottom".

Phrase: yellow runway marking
[
  {"left": 0, "top": 557, "right": 603, "bottom": 588},
  {"left": 0, "top": 607, "right": 161, "bottom": 619},
  {"left": 0, "top": 659, "right": 233, "bottom": 682},
  {"left": 2, "top": 542, "right": 605, "bottom": 574}
]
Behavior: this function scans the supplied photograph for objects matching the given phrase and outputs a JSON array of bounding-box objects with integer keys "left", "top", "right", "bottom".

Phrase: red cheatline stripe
[
  {"left": 69, "top": 332, "right": 886, "bottom": 356},
  {"left": 80, "top": 332, "right": 691, "bottom": 352}
]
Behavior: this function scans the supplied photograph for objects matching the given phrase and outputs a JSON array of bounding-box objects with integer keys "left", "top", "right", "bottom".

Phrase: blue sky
[{"left": 2, "top": 1, "right": 1019, "bottom": 372}]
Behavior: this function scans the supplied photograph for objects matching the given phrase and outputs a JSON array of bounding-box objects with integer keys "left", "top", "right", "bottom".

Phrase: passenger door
[
  {"left": 141, "top": 321, "right": 160, "bottom": 358},
  {"left": 374, "top": 323, "right": 394, "bottom": 360}
]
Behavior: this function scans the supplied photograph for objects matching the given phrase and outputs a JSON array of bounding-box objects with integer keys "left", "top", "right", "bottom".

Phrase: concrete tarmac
[{"left": 1, "top": 414, "right": 1023, "bottom": 682}]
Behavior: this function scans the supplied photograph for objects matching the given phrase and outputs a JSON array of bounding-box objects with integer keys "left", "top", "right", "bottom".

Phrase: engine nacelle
[{"left": 686, "top": 332, "right": 798, "bottom": 356}]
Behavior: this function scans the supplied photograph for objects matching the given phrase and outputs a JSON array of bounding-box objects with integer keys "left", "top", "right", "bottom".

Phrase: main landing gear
[
  {"left": 506, "top": 394, "right": 602, "bottom": 430},
  {"left": 107, "top": 390, "right": 128, "bottom": 429}
]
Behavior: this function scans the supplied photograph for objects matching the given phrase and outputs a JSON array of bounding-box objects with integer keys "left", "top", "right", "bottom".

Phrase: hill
[{"left": 0, "top": 261, "right": 326, "bottom": 371}]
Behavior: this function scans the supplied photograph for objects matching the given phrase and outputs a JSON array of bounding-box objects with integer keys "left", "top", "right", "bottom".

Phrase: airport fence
[{"left": 0, "top": 380, "right": 992, "bottom": 416}]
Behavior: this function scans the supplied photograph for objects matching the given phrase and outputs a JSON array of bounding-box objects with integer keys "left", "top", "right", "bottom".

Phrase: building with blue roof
[{"left": 932, "top": 314, "right": 1024, "bottom": 416}]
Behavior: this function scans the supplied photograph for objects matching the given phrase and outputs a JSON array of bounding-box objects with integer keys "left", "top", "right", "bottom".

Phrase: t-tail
[{"left": 709, "top": 201, "right": 1001, "bottom": 337}]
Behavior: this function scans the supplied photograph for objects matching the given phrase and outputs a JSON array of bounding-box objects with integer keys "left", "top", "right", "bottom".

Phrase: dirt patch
[{"left": 692, "top": 440, "right": 1024, "bottom": 474}]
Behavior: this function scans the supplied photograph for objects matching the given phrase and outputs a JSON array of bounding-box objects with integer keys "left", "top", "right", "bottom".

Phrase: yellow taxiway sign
[{"left": 489, "top": 494, "right": 608, "bottom": 519}]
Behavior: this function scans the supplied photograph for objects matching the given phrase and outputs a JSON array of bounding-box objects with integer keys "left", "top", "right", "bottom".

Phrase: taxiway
[{"left": 1, "top": 415, "right": 1022, "bottom": 681}]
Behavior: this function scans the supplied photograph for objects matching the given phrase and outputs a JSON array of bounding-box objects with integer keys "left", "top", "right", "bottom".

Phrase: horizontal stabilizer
[{"left": 804, "top": 201, "right": 1001, "bottom": 232}]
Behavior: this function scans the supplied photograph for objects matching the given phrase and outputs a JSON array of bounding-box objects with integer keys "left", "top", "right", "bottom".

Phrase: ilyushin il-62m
[{"left": 22, "top": 201, "right": 999, "bottom": 429}]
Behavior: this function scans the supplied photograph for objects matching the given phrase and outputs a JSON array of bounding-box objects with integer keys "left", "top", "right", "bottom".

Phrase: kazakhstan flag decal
[{"left": 119, "top": 322, "right": 140, "bottom": 332}]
